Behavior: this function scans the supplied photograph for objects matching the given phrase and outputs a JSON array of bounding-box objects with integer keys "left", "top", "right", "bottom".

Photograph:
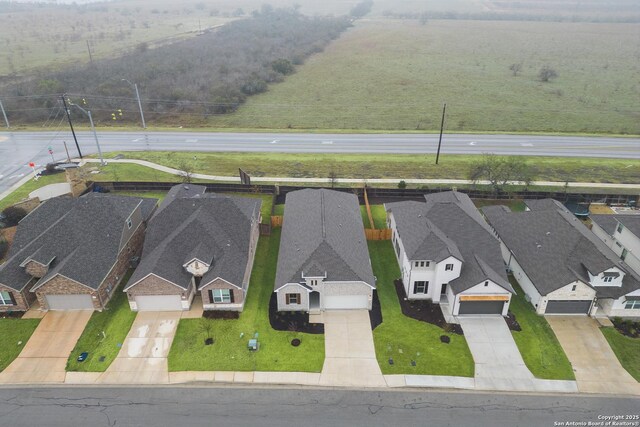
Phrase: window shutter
[
  {"left": 413, "top": 282, "right": 418, "bottom": 294},
  {"left": 9, "top": 292, "right": 17, "bottom": 306},
  {"left": 229, "top": 289, "right": 235, "bottom": 303},
  {"left": 208, "top": 289, "right": 214, "bottom": 303},
  {"left": 296, "top": 293, "right": 301, "bottom": 303},
  {"left": 286, "top": 294, "right": 290, "bottom": 305}
]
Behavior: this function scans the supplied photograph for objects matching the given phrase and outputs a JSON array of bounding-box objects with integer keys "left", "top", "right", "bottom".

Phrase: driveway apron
[
  {"left": 319, "top": 310, "right": 385, "bottom": 387},
  {"left": 98, "top": 311, "right": 180, "bottom": 384},
  {"left": 458, "top": 316, "right": 536, "bottom": 391},
  {"left": 546, "top": 316, "right": 640, "bottom": 395},
  {"left": 0, "top": 311, "right": 92, "bottom": 384}
]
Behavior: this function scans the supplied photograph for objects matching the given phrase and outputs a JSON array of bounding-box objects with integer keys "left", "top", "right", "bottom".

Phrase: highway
[
  {"left": 0, "top": 386, "right": 638, "bottom": 427},
  {"left": 1, "top": 130, "right": 639, "bottom": 195}
]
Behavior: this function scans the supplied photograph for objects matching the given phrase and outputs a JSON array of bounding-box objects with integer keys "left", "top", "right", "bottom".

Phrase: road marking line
[
  {"left": 469, "top": 141, "right": 477, "bottom": 145},
  {"left": 132, "top": 138, "right": 142, "bottom": 142},
  {"left": 321, "top": 141, "right": 334, "bottom": 144},
  {"left": 8, "top": 174, "right": 24, "bottom": 179},
  {"left": 270, "top": 140, "right": 279, "bottom": 144},
  {"left": 521, "top": 143, "right": 534, "bottom": 147},
  {"left": 185, "top": 139, "right": 198, "bottom": 143}
]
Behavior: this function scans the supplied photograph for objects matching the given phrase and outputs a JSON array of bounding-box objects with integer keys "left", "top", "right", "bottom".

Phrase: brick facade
[
  {"left": 34, "top": 222, "right": 146, "bottom": 311},
  {"left": 0, "top": 281, "right": 36, "bottom": 312},
  {"left": 201, "top": 278, "right": 245, "bottom": 311},
  {"left": 126, "top": 274, "right": 194, "bottom": 301},
  {"left": 24, "top": 260, "right": 49, "bottom": 278}
]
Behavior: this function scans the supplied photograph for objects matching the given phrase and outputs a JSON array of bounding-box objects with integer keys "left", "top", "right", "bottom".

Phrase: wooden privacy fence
[
  {"left": 365, "top": 228, "right": 392, "bottom": 240},
  {"left": 271, "top": 215, "right": 283, "bottom": 227}
]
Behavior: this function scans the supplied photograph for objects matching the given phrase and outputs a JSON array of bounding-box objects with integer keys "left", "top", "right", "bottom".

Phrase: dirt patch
[
  {"left": 612, "top": 317, "right": 640, "bottom": 338},
  {"left": 505, "top": 312, "right": 522, "bottom": 332},
  {"left": 202, "top": 311, "right": 239, "bottom": 320},
  {"left": 268, "top": 293, "right": 324, "bottom": 334},
  {"left": 394, "top": 279, "right": 463, "bottom": 335}
]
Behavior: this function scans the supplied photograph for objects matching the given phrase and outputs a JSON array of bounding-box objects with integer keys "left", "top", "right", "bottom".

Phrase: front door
[{"left": 441, "top": 283, "right": 447, "bottom": 295}]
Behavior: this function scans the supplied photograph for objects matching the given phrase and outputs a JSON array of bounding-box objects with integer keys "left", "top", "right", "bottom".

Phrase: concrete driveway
[
  {"left": 98, "top": 311, "right": 181, "bottom": 384},
  {"left": 319, "top": 310, "right": 385, "bottom": 387},
  {"left": 0, "top": 310, "right": 92, "bottom": 384},
  {"left": 458, "top": 317, "right": 537, "bottom": 391},
  {"left": 546, "top": 316, "right": 640, "bottom": 395}
]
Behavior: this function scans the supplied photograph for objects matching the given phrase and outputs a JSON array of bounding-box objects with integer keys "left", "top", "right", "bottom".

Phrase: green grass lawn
[
  {"left": 168, "top": 228, "right": 325, "bottom": 372},
  {"left": 214, "top": 20, "right": 640, "bottom": 134},
  {"left": 113, "top": 191, "right": 168, "bottom": 203},
  {"left": 273, "top": 204, "right": 285, "bottom": 216},
  {"left": 601, "top": 327, "right": 640, "bottom": 382},
  {"left": 0, "top": 318, "right": 41, "bottom": 372},
  {"left": 66, "top": 273, "right": 137, "bottom": 372},
  {"left": 508, "top": 279, "right": 575, "bottom": 380},
  {"left": 360, "top": 204, "right": 388, "bottom": 229},
  {"left": 0, "top": 173, "right": 67, "bottom": 211},
  {"left": 473, "top": 199, "right": 526, "bottom": 212},
  {"left": 369, "top": 240, "right": 474, "bottom": 376},
  {"left": 102, "top": 151, "right": 640, "bottom": 184}
]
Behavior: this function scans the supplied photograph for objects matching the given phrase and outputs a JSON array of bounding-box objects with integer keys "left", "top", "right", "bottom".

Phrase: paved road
[
  {"left": 1, "top": 130, "right": 639, "bottom": 195},
  {"left": 0, "top": 386, "right": 638, "bottom": 427}
]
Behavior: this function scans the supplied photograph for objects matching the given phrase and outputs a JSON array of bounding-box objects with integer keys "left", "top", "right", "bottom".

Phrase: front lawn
[
  {"left": 369, "top": 240, "right": 474, "bottom": 377},
  {"left": 0, "top": 173, "right": 67, "bottom": 210},
  {"left": 601, "top": 327, "right": 640, "bottom": 382},
  {"left": 0, "top": 318, "right": 40, "bottom": 371},
  {"left": 168, "top": 229, "right": 325, "bottom": 372},
  {"left": 66, "top": 272, "right": 137, "bottom": 372},
  {"left": 508, "top": 279, "right": 575, "bottom": 380}
]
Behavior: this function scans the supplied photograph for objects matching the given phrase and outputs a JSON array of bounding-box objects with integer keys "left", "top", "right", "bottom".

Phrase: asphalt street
[
  {"left": 0, "top": 130, "right": 639, "bottom": 195},
  {"left": 0, "top": 386, "right": 638, "bottom": 427}
]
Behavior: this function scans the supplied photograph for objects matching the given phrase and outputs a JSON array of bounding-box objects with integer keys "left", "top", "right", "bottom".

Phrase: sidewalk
[{"left": 79, "top": 158, "right": 640, "bottom": 189}]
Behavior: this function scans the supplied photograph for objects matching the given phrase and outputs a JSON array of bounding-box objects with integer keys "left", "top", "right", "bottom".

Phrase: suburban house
[
  {"left": 274, "top": 188, "right": 375, "bottom": 312},
  {"left": 483, "top": 200, "right": 640, "bottom": 317},
  {"left": 124, "top": 184, "right": 261, "bottom": 312},
  {"left": 0, "top": 193, "right": 157, "bottom": 312},
  {"left": 591, "top": 214, "right": 640, "bottom": 277},
  {"left": 385, "top": 191, "right": 514, "bottom": 316}
]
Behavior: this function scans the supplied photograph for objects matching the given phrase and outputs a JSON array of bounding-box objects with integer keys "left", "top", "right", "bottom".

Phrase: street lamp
[
  {"left": 68, "top": 100, "right": 106, "bottom": 166},
  {"left": 122, "top": 79, "right": 146, "bottom": 129}
]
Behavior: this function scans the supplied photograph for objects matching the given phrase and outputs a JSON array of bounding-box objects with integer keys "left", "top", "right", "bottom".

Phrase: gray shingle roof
[
  {"left": 0, "top": 194, "right": 155, "bottom": 292},
  {"left": 592, "top": 214, "right": 640, "bottom": 238},
  {"left": 155, "top": 184, "right": 207, "bottom": 215},
  {"left": 524, "top": 199, "right": 568, "bottom": 212},
  {"left": 275, "top": 189, "right": 375, "bottom": 290},
  {"left": 126, "top": 189, "right": 261, "bottom": 291},
  {"left": 483, "top": 201, "right": 640, "bottom": 299},
  {"left": 386, "top": 191, "right": 513, "bottom": 295}
]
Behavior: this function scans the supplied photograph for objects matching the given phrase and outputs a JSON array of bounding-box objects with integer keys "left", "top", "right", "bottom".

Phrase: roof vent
[
  {"left": 536, "top": 244, "right": 542, "bottom": 249},
  {"left": 184, "top": 185, "right": 189, "bottom": 190},
  {"left": 546, "top": 231, "right": 551, "bottom": 235}
]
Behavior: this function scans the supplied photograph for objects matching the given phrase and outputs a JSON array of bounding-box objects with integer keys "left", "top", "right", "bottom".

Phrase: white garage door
[
  {"left": 323, "top": 295, "right": 369, "bottom": 310},
  {"left": 135, "top": 295, "right": 182, "bottom": 311},
  {"left": 45, "top": 294, "right": 94, "bottom": 310}
]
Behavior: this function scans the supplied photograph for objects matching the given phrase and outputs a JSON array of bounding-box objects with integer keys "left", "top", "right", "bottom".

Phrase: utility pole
[
  {"left": 435, "top": 103, "right": 446, "bottom": 165},
  {"left": 122, "top": 79, "right": 146, "bottom": 129},
  {"left": 0, "top": 99, "right": 9, "bottom": 128},
  {"left": 63, "top": 141, "right": 71, "bottom": 162},
  {"left": 86, "top": 40, "right": 93, "bottom": 64},
  {"left": 62, "top": 95, "right": 83, "bottom": 159},
  {"left": 70, "top": 100, "right": 105, "bottom": 166}
]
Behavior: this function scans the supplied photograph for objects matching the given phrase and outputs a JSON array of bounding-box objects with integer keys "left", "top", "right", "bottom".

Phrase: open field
[
  {"left": 103, "top": 151, "right": 640, "bottom": 184},
  {"left": 214, "top": 19, "right": 640, "bottom": 134}
]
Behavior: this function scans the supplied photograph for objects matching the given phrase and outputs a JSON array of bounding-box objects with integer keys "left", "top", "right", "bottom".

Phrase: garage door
[
  {"left": 458, "top": 300, "right": 505, "bottom": 315},
  {"left": 323, "top": 295, "right": 369, "bottom": 310},
  {"left": 135, "top": 295, "right": 182, "bottom": 311},
  {"left": 45, "top": 294, "right": 94, "bottom": 310},
  {"left": 545, "top": 300, "right": 592, "bottom": 314}
]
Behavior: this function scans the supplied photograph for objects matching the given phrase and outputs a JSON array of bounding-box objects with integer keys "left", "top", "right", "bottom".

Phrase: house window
[
  {"left": 286, "top": 293, "right": 300, "bottom": 305},
  {"left": 484, "top": 281, "right": 489, "bottom": 287},
  {"left": 603, "top": 276, "right": 613, "bottom": 283},
  {"left": 126, "top": 218, "right": 132, "bottom": 229},
  {"left": 624, "top": 300, "right": 640, "bottom": 310},
  {"left": 615, "top": 241, "right": 622, "bottom": 248},
  {"left": 415, "top": 261, "right": 420, "bottom": 267},
  {"left": 445, "top": 264, "right": 454, "bottom": 271},
  {"left": 0, "top": 291, "right": 15, "bottom": 305},
  {"left": 310, "top": 280, "right": 318, "bottom": 286},
  {"left": 413, "top": 281, "right": 428, "bottom": 294},
  {"left": 211, "top": 289, "right": 231, "bottom": 303},
  {"left": 616, "top": 223, "right": 624, "bottom": 233},
  {"left": 621, "top": 249, "right": 628, "bottom": 261},
  {"left": 571, "top": 285, "right": 577, "bottom": 291}
]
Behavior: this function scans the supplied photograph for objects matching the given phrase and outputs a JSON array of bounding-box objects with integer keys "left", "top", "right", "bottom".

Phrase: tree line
[{"left": 1, "top": 7, "right": 351, "bottom": 125}]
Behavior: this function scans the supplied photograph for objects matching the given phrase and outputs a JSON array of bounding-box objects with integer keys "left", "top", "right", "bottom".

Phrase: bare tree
[
  {"left": 178, "top": 160, "right": 194, "bottom": 183},
  {"left": 328, "top": 169, "right": 338, "bottom": 188},
  {"left": 538, "top": 66, "right": 558, "bottom": 82},
  {"left": 509, "top": 62, "right": 522, "bottom": 77},
  {"left": 468, "top": 153, "right": 533, "bottom": 192}
]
